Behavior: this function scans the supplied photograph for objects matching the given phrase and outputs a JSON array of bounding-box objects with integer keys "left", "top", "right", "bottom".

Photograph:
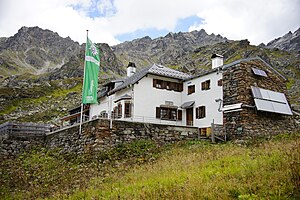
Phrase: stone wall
[
  {"left": 1, "top": 119, "right": 199, "bottom": 157},
  {"left": 0, "top": 130, "right": 45, "bottom": 157},
  {"left": 223, "top": 59, "right": 296, "bottom": 139}
]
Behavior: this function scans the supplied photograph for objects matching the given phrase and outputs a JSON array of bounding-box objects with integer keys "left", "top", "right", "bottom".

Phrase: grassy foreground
[{"left": 1, "top": 133, "right": 299, "bottom": 199}]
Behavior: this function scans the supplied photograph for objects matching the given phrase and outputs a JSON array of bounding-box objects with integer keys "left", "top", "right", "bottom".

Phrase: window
[
  {"left": 155, "top": 107, "right": 181, "bottom": 121},
  {"left": 196, "top": 106, "right": 206, "bottom": 119},
  {"left": 124, "top": 102, "right": 131, "bottom": 118},
  {"left": 153, "top": 79, "right": 161, "bottom": 88},
  {"left": 188, "top": 85, "right": 195, "bottom": 95},
  {"left": 117, "top": 103, "right": 122, "bottom": 118},
  {"left": 201, "top": 80, "right": 211, "bottom": 90},
  {"left": 218, "top": 79, "right": 222, "bottom": 86},
  {"left": 100, "top": 111, "right": 108, "bottom": 118},
  {"left": 178, "top": 110, "right": 182, "bottom": 120},
  {"left": 112, "top": 107, "right": 117, "bottom": 118},
  {"left": 153, "top": 79, "right": 183, "bottom": 92}
]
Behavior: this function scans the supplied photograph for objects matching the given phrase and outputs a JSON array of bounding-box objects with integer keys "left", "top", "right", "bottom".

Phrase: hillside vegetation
[{"left": 1, "top": 133, "right": 299, "bottom": 199}]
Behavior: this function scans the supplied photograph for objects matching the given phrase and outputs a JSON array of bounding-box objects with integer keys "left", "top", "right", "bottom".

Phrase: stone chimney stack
[
  {"left": 211, "top": 54, "right": 224, "bottom": 69},
  {"left": 127, "top": 62, "right": 136, "bottom": 77}
]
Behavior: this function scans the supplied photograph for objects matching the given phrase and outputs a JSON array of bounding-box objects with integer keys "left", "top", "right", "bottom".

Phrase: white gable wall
[
  {"left": 182, "top": 71, "right": 223, "bottom": 127},
  {"left": 133, "top": 74, "right": 183, "bottom": 125},
  {"left": 89, "top": 70, "right": 223, "bottom": 128}
]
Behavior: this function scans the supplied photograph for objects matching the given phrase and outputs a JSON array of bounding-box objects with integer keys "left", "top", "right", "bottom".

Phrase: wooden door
[{"left": 186, "top": 108, "right": 193, "bottom": 126}]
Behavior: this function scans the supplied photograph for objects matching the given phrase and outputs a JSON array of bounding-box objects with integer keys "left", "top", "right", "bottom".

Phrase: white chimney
[
  {"left": 211, "top": 54, "right": 224, "bottom": 69},
  {"left": 127, "top": 62, "right": 136, "bottom": 77}
]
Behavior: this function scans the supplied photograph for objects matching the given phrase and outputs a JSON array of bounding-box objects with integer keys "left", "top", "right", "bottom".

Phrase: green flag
[{"left": 82, "top": 37, "right": 100, "bottom": 104}]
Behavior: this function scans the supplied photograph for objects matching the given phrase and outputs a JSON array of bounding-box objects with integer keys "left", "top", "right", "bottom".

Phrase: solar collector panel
[
  {"left": 252, "top": 68, "right": 268, "bottom": 77},
  {"left": 251, "top": 86, "right": 293, "bottom": 115}
]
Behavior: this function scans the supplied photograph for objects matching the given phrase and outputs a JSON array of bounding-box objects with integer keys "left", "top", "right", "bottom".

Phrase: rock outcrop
[{"left": 266, "top": 28, "right": 300, "bottom": 52}]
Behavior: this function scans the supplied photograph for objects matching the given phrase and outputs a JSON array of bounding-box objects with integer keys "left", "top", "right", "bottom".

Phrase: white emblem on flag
[{"left": 89, "top": 42, "right": 98, "bottom": 56}]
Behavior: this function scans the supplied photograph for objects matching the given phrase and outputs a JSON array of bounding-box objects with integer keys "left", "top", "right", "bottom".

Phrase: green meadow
[{"left": 1, "top": 133, "right": 299, "bottom": 200}]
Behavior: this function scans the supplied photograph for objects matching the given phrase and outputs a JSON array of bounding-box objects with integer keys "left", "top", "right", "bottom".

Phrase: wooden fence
[
  {"left": 0, "top": 121, "right": 50, "bottom": 136},
  {"left": 211, "top": 122, "right": 227, "bottom": 142}
]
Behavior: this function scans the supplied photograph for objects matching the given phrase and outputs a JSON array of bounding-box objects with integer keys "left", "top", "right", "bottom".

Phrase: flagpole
[{"left": 79, "top": 30, "right": 89, "bottom": 134}]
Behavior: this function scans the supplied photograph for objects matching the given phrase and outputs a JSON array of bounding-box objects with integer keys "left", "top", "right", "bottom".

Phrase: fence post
[{"left": 211, "top": 121, "right": 215, "bottom": 143}]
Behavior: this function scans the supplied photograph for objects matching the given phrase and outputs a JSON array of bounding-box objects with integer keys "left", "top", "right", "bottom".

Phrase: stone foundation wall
[
  {"left": 0, "top": 131, "right": 45, "bottom": 157},
  {"left": 223, "top": 59, "right": 296, "bottom": 139},
  {"left": 1, "top": 119, "right": 199, "bottom": 157}
]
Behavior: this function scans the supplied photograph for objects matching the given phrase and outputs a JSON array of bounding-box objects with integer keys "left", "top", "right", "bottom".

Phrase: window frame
[
  {"left": 201, "top": 80, "right": 211, "bottom": 90},
  {"left": 124, "top": 102, "right": 132, "bottom": 118},
  {"left": 187, "top": 85, "right": 195, "bottom": 95},
  {"left": 153, "top": 79, "right": 183, "bottom": 92},
  {"left": 196, "top": 106, "right": 206, "bottom": 119},
  {"left": 155, "top": 107, "right": 181, "bottom": 121}
]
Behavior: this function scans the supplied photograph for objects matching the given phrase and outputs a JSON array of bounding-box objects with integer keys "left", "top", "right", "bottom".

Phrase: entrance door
[{"left": 186, "top": 108, "right": 193, "bottom": 126}]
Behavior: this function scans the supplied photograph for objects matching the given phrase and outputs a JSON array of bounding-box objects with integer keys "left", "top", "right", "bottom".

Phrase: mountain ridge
[{"left": 265, "top": 28, "right": 300, "bottom": 52}]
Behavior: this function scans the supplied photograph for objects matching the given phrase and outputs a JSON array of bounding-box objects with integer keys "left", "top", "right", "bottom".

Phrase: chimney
[
  {"left": 211, "top": 54, "right": 223, "bottom": 69},
  {"left": 127, "top": 62, "right": 136, "bottom": 77}
]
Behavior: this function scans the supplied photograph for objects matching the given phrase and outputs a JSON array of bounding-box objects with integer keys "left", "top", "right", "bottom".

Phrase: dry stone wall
[{"left": 1, "top": 119, "right": 199, "bottom": 157}]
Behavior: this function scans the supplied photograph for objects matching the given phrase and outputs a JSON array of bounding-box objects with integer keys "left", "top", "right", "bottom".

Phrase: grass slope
[{"left": 0, "top": 133, "right": 299, "bottom": 199}]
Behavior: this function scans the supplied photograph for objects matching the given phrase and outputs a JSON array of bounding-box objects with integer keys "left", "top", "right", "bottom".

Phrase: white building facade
[{"left": 89, "top": 58, "right": 224, "bottom": 132}]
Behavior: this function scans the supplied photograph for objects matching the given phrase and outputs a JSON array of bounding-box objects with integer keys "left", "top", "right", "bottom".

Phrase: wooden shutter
[
  {"left": 218, "top": 79, "right": 222, "bottom": 86},
  {"left": 156, "top": 107, "right": 161, "bottom": 118},
  {"left": 153, "top": 79, "right": 157, "bottom": 87},
  {"left": 178, "top": 110, "right": 182, "bottom": 120},
  {"left": 162, "top": 81, "right": 167, "bottom": 89},
  {"left": 179, "top": 83, "right": 183, "bottom": 92},
  {"left": 201, "top": 82, "right": 205, "bottom": 90},
  {"left": 170, "top": 82, "right": 175, "bottom": 91},
  {"left": 196, "top": 107, "right": 199, "bottom": 119}
]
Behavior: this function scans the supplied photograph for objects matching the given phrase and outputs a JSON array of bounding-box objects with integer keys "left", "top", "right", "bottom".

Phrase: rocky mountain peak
[
  {"left": 266, "top": 28, "right": 300, "bottom": 52},
  {"left": 0, "top": 26, "right": 81, "bottom": 75},
  {"left": 112, "top": 29, "right": 228, "bottom": 68}
]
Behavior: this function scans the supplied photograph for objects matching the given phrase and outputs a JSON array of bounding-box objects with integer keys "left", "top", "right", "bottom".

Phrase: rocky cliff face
[
  {"left": 0, "top": 26, "right": 81, "bottom": 76},
  {"left": 113, "top": 29, "right": 228, "bottom": 68},
  {"left": 266, "top": 28, "right": 300, "bottom": 52}
]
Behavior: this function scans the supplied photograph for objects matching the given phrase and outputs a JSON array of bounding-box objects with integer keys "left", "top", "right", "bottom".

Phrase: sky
[{"left": 0, "top": 0, "right": 299, "bottom": 46}]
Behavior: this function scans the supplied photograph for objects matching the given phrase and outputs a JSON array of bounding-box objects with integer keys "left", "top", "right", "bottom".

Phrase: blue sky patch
[
  {"left": 175, "top": 15, "right": 203, "bottom": 32},
  {"left": 116, "top": 28, "right": 170, "bottom": 42},
  {"left": 116, "top": 15, "right": 203, "bottom": 42}
]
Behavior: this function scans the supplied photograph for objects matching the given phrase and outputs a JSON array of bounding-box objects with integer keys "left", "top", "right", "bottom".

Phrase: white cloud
[
  {"left": 188, "top": 0, "right": 300, "bottom": 45},
  {"left": 0, "top": 0, "right": 299, "bottom": 45}
]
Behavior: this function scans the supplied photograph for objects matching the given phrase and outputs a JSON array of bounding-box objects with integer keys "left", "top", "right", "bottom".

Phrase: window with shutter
[
  {"left": 179, "top": 83, "right": 183, "bottom": 92},
  {"left": 162, "top": 81, "right": 167, "bottom": 89},
  {"left": 156, "top": 107, "right": 161, "bottom": 118},
  {"left": 188, "top": 85, "right": 195, "bottom": 95},
  {"left": 153, "top": 79, "right": 183, "bottom": 92},
  {"left": 218, "top": 79, "right": 222, "bottom": 86},
  {"left": 196, "top": 106, "right": 206, "bottom": 119},
  {"left": 117, "top": 103, "right": 122, "bottom": 118},
  {"left": 124, "top": 102, "right": 131, "bottom": 118},
  {"left": 178, "top": 110, "right": 182, "bottom": 120},
  {"left": 153, "top": 79, "right": 157, "bottom": 87},
  {"left": 201, "top": 80, "right": 211, "bottom": 90}
]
